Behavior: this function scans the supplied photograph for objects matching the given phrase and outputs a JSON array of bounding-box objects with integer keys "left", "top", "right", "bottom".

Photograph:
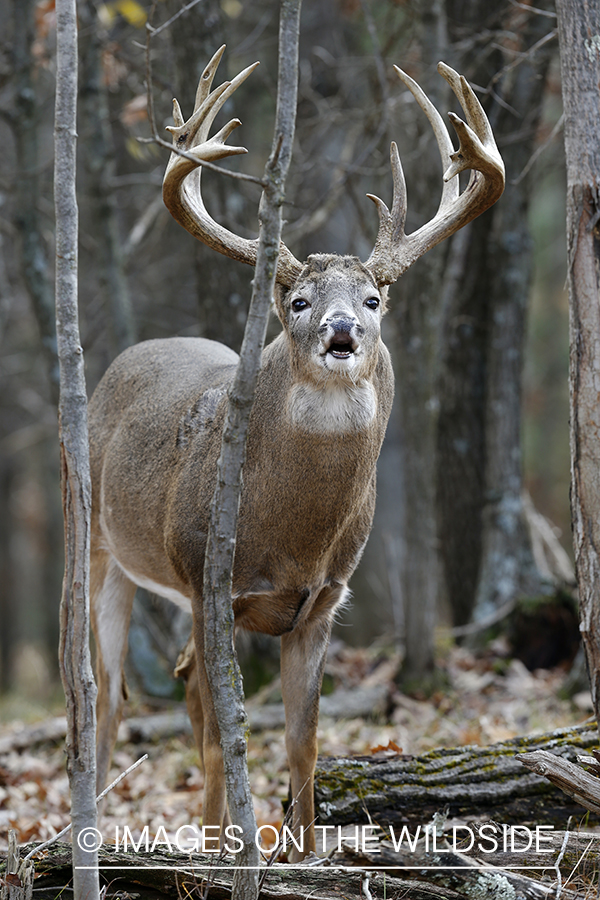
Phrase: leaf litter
[{"left": 0, "top": 637, "right": 590, "bottom": 852}]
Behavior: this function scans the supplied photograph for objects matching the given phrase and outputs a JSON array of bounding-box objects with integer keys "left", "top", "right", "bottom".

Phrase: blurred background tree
[{"left": 0, "top": 0, "right": 571, "bottom": 705}]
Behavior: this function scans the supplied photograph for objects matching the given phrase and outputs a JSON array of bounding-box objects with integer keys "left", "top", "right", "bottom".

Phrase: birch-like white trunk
[
  {"left": 202, "top": 2, "right": 302, "bottom": 898},
  {"left": 55, "top": 2, "right": 99, "bottom": 899}
]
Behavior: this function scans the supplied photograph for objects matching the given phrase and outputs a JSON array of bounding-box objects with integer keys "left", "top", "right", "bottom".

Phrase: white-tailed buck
[{"left": 90, "top": 47, "right": 504, "bottom": 860}]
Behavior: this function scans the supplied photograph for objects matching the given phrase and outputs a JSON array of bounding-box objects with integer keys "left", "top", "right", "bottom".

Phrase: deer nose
[
  {"left": 319, "top": 314, "right": 363, "bottom": 337},
  {"left": 331, "top": 319, "right": 353, "bottom": 336}
]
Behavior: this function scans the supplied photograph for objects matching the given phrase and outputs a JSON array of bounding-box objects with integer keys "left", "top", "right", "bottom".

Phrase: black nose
[{"left": 328, "top": 317, "right": 354, "bottom": 334}]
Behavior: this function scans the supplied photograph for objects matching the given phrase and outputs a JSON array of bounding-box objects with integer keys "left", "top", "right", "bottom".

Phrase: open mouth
[{"left": 325, "top": 333, "right": 356, "bottom": 360}]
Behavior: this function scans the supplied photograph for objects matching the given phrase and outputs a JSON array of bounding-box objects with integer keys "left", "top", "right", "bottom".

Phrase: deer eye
[
  {"left": 364, "top": 297, "right": 380, "bottom": 310},
  {"left": 291, "top": 298, "right": 310, "bottom": 312}
]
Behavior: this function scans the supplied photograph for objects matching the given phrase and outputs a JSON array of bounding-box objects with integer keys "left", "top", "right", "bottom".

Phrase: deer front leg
[{"left": 280, "top": 588, "right": 341, "bottom": 862}]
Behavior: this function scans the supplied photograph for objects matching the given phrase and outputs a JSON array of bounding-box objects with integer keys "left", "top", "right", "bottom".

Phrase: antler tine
[
  {"left": 162, "top": 47, "right": 303, "bottom": 288},
  {"left": 365, "top": 141, "right": 408, "bottom": 270},
  {"left": 394, "top": 65, "right": 459, "bottom": 216},
  {"left": 194, "top": 44, "right": 227, "bottom": 112},
  {"left": 438, "top": 63, "right": 496, "bottom": 161},
  {"left": 365, "top": 63, "right": 505, "bottom": 287}
]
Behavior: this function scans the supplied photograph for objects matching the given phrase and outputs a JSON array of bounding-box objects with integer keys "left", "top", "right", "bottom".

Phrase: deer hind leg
[
  {"left": 91, "top": 548, "right": 136, "bottom": 793},
  {"left": 280, "top": 586, "right": 342, "bottom": 862},
  {"left": 188, "top": 604, "right": 231, "bottom": 838},
  {"left": 175, "top": 634, "right": 205, "bottom": 772}
]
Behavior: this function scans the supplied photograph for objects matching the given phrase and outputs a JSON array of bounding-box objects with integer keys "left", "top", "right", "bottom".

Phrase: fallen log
[
  {"left": 314, "top": 722, "right": 600, "bottom": 828},
  {"left": 4, "top": 828, "right": 594, "bottom": 900},
  {"left": 0, "top": 684, "right": 390, "bottom": 754},
  {"left": 0, "top": 842, "right": 468, "bottom": 900},
  {"left": 518, "top": 748, "right": 600, "bottom": 813}
]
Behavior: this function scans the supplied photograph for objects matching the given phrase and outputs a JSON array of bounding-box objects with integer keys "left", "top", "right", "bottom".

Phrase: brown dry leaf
[
  {"left": 120, "top": 95, "right": 148, "bottom": 130},
  {"left": 369, "top": 739, "right": 402, "bottom": 755}
]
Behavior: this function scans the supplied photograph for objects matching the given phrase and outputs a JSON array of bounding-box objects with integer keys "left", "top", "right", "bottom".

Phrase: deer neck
[
  {"left": 286, "top": 380, "right": 377, "bottom": 434},
  {"left": 260, "top": 333, "right": 380, "bottom": 436}
]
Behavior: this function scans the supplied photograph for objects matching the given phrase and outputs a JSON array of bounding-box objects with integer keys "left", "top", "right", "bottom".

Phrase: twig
[
  {"left": 562, "top": 835, "right": 595, "bottom": 893},
  {"left": 137, "top": 134, "right": 265, "bottom": 185},
  {"left": 146, "top": 0, "right": 205, "bottom": 38},
  {"left": 257, "top": 777, "right": 312, "bottom": 891},
  {"left": 486, "top": 29, "right": 558, "bottom": 90},
  {"left": 257, "top": 800, "right": 294, "bottom": 890},
  {"left": 507, "top": 0, "right": 557, "bottom": 18},
  {"left": 361, "top": 872, "right": 374, "bottom": 900},
  {"left": 22, "top": 754, "right": 149, "bottom": 862},
  {"left": 451, "top": 598, "right": 515, "bottom": 637},
  {"left": 554, "top": 822, "right": 570, "bottom": 900},
  {"left": 512, "top": 113, "right": 564, "bottom": 185}
]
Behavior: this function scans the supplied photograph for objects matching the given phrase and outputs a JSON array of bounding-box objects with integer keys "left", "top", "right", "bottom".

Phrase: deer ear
[
  {"left": 379, "top": 284, "right": 390, "bottom": 315},
  {"left": 273, "top": 284, "right": 287, "bottom": 324}
]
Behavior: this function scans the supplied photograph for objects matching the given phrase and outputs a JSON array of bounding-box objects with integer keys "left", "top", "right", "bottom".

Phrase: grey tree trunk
[
  {"left": 393, "top": 0, "right": 450, "bottom": 685},
  {"left": 78, "top": 0, "right": 135, "bottom": 356},
  {"left": 556, "top": 0, "right": 600, "bottom": 728},
  {"left": 11, "top": 0, "right": 58, "bottom": 403},
  {"left": 54, "top": 2, "right": 99, "bottom": 898},
  {"left": 202, "top": 2, "right": 301, "bottom": 897},
  {"left": 439, "top": 0, "right": 555, "bottom": 625}
]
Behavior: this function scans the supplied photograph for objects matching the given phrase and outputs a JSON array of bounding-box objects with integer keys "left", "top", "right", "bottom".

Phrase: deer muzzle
[{"left": 319, "top": 315, "right": 364, "bottom": 359}]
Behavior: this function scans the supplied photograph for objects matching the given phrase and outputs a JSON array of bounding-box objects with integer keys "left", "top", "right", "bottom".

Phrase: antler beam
[
  {"left": 162, "top": 45, "right": 302, "bottom": 288},
  {"left": 364, "top": 63, "right": 505, "bottom": 287}
]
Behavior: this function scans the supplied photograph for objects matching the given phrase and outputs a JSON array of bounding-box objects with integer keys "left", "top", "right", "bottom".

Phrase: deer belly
[{"left": 110, "top": 553, "right": 193, "bottom": 612}]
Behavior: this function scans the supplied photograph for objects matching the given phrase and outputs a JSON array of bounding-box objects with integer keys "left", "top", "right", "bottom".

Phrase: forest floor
[{"left": 0, "top": 636, "right": 593, "bottom": 854}]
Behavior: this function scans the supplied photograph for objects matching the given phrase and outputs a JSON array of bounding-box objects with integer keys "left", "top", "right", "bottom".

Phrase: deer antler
[
  {"left": 364, "top": 63, "right": 505, "bottom": 287},
  {"left": 162, "top": 45, "right": 303, "bottom": 288}
]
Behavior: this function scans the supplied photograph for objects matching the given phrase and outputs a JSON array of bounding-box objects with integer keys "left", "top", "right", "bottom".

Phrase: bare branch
[
  {"left": 147, "top": 0, "right": 206, "bottom": 38},
  {"left": 512, "top": 112, "right": 564, "bottom": 185},
  {"left": 22, "top": 755, "right": 149, "bottom": 862}
]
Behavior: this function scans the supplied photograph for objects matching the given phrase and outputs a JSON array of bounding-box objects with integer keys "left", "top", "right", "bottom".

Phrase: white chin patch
[{"left": 322, "top": 350, "right": 357, "bottom": 373}]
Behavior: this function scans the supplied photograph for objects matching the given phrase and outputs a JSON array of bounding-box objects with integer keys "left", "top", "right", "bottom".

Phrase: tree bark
[
  {"left": 556, "top": 0, "right": 600, "bottom": 732},
  {"left": 11, "top": 0, "right": 59, "bottom": 405},
  {"left": 393, "top": 0, "right": 450, "bottom": 684},
  {"left": 438, "top": 0, "right": 556, "bottom": 626},
  {"left": 78, "top": 0, "right": 136, "bottom": 356},
  {"left": 314, "top": 723, "right": 600, "bottom": 828},
  {"left": 201, "top": 3, "right": 302, "bottom": 897},
  {"left": 54, "top": 2, "right": 99, "bottom": 899}
]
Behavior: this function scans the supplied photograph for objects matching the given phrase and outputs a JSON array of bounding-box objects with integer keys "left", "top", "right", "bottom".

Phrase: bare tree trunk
[
  {"left": 78, "top": 0, "right": 135, "bottom": 355},
  {"left": 11, "top": 0, "right": 59, "bottom": 405},
  {"left": 439, "top": 0, "right": 555, "bottom": 625},
  {"left": 202, "top": 2, "right": 301, "bottom": 897},
  {"left": 54, "top": 2, "right": 99, "bottom": 899},
  {"left": 556, "top": 0, "right": 600, "bottom": 728},
  {"left": 393, "top": 0, "right": 450, "bottom": 685},
  {"left": 0, "top": 457, "right": 15, "bottom": 692}
]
